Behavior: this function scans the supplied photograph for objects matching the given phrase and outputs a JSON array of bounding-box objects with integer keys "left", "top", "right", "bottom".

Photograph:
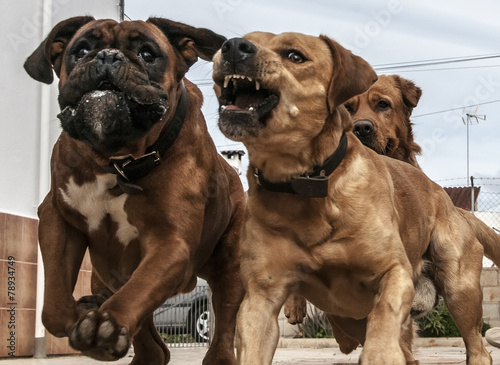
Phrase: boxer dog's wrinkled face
[
  {"left": 56, "top": 20, "right": 171, "bottom": 154},
  {"left": 26, "top": 16, "right": 225, "bottom": 156}
]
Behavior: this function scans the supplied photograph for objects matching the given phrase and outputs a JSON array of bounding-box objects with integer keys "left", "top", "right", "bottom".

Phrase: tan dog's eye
[
  {"left": 376, "top": 100, "right": 390, "bottom": 110},
  {"left": 285, "top": 50, "right": 306, "bottom": 63},
  {"left": 344, "top": 103, "right": 354, "bottom": 114}
]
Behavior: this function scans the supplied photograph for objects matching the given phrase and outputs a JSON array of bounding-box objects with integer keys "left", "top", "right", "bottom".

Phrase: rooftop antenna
[{"left": 462, "top": 106, "right": 486, "bottom": 186}]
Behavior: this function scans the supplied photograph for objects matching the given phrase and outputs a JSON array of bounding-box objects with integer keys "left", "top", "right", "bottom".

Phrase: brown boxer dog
[{"left": 24, "top": 16, "right": 245, "bottom": 365}]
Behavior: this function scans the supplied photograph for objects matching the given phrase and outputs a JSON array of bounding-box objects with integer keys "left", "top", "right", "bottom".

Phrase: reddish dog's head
[{"left": 344, "top": 75, "right": 422, "bottom": 167}]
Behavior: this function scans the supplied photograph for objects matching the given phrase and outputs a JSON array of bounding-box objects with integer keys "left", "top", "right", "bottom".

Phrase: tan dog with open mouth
[
  {"left": 213, "top": 33, "right": 492, "bottom": 365},
  {"left": 24, "top": 17, "right": 245, "bottom": 365}
]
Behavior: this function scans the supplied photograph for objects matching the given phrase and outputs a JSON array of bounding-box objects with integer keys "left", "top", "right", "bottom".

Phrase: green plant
[
  {"left": 297, "top": 305, "right": 333, "bottom": 338},
  {"left": 416, "top": 299, "right": 491, "bottom": 337}
]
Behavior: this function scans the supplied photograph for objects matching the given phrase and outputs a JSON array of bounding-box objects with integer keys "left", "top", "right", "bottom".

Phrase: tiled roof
[{"left": 443, "top": 186, "right": 481, "bottom": 211}]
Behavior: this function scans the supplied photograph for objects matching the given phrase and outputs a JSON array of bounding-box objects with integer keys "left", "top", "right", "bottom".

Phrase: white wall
[{"left": 0, "top": 0, "right": 119, "bottom": 218}]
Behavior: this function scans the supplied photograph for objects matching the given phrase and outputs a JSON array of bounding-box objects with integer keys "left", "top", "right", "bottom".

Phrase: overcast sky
[{"left": 124, "top": 0, "right": 500, "bottom": 194}]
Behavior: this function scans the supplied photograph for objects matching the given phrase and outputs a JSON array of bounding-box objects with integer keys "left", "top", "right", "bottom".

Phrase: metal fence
[
  {"left": 153, "top": 281, "right": 213, "bottom": 347},
  {"left": 440, "top": 177, "right": 500, "bottom": 267},
  {"left": 472, "top": 178, "right": 500, "bottom": 231}
]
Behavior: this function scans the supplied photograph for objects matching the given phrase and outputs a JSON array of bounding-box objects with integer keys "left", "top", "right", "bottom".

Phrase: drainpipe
[{"left": 34, "top": 0, "right": 52, "bottom": 357}]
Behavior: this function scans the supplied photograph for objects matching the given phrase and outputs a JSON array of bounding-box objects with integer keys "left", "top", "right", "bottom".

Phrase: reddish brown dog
[
  {"left": 346, "top": 73, "right": 500, "bottom": 290},
  {"left": 24, "top": 17, "right": 245, "bottom": 365},
  {"left": 213, "top": 33, "right": 491, "bottom": 365}
]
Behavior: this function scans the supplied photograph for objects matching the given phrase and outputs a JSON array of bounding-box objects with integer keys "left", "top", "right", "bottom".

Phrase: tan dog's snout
[
  {"left": 353, "top": 119, "right": 374, "bottom": 139},
  {"left": 220, "top": 37, "right": 258, "bottom": 67}
]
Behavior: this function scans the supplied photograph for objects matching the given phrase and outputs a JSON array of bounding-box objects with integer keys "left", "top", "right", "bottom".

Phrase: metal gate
[{"left": 153, "top": 280, "right": 213, "bottom": 347}]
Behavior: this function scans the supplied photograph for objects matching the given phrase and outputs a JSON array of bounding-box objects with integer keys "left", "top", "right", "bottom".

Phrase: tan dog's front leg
[
  {"left": 360, "top": 265, "right": 414, "bottom": 365},
  {"left": 236, "top": 281, "right": 291, "bottom": 365}
]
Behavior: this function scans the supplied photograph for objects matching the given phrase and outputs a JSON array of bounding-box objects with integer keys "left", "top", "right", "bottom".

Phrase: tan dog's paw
[
  {"left": 68, "top": 310, "right": 130, "bottom": 361},
  {"left": 360, "top": 343, "right": 405, "bottom": 365},
  {"left": 284, "top": 296, "right": 307, "bottom": 324}
]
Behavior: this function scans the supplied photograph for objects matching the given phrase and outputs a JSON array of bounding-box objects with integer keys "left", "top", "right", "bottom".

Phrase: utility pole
[{"left": 119, "top": 0, "right": 125, "bottom": 21}]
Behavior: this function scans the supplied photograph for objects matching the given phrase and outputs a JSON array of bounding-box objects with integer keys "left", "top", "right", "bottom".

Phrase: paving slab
[{"left": 1, "top": 340, "right": 499, "bottom": 364}]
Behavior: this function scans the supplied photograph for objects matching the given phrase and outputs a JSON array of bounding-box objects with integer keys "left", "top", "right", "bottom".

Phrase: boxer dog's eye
[
  {"left": 138, "top": 47, "right": 156, "bottom": 63},
  {"left": 76, "top": 48, "right": 89, "bottom": 60}
]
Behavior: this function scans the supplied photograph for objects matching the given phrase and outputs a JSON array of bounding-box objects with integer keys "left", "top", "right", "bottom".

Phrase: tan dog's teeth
[
  {"left": 255, "top": 80, "right": 260, "bottom": 91},
  {"left": 249, "top": 107, "right": 254, "bottom": 111},
  {"left": 224, "top": 75, "right": 231, "bottom": 88}
]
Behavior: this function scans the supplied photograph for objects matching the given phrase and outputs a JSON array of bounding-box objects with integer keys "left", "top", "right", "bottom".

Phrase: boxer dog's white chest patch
[{"left": 60, "top": 174, "right": 139, "bottom": 246}]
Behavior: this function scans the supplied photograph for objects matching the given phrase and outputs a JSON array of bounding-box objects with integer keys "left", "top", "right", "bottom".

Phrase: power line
[
  {"left": 390, "top": 64, "right": 500, "bottom": 73},
  {"left": 189, "top": 53, "right": 500, "bottom": 84},
  {"left": 373, "top": 54, "right": 500, "bottom": 71},
  {"left": 413, "top": 99, "right": 500, "bottom": 119}
]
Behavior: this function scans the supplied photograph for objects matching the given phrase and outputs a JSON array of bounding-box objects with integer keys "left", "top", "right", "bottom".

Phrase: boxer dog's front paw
[{"left": 68, "top": 310, "right": 130, "bottom": 361}]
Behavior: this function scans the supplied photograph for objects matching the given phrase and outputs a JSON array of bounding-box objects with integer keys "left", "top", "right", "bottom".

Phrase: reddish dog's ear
[
  {"left": 147, "top": 18, "right": 226, "bottom": 69},
  {"left": 393, "top": 75, "right": 422, "bottom": 109},
  {"left": 320, "top": 35, "right": 377, "bottom": 113},
  {"left": 24, "top": 16, "right": 95, "bottom": 84}
]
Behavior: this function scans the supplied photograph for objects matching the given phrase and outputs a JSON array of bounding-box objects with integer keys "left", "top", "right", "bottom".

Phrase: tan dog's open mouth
[{"left": 214, "top": 38, "right": 280, "bottom": 139}]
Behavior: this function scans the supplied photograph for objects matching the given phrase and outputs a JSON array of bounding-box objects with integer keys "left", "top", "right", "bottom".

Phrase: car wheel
[{"left": 189, "top": 301, "right": 210, "bottom": 342}]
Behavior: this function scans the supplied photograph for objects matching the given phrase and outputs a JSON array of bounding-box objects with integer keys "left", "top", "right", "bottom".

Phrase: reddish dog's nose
[
  {"left": 221, "top": 37, "right": 257, "bottom": 64},
  {"left": 353, "top": 119, "right": 374, "bottom": 138}
]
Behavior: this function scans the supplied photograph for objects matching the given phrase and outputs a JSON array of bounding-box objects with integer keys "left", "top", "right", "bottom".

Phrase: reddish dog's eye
[
  {"left": 344, "top": 103, "right": 354, "bottom": 114},
  {"left": 76, "top": 48, "right": 89, "bottom": 60},
  {"left": 286, "top": 51, "right": 306, "bottom": 63},
  {"left": 377, "top": 100, "right": 390, "bottom": 110}
]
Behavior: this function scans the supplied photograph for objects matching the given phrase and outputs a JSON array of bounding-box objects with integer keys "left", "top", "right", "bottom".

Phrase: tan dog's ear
[
  {"left": 320, "top": 35, "right": 377, "bottom": 113},
  {"left": 23, "top": 16, "right": 95, "bottom": 84},
  {"left": 147, "top": 18, "right": 226, "bottom": 68},
  {"left": 393, "top": 75, "right": 422, "bottom": 109}
]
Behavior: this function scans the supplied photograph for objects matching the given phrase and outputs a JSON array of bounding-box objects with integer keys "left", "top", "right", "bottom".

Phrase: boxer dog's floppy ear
[
  {"left": 147, "top": 17, "right": 226, "bottom": 73},
  {"left": 320, "top": 35, "right": 377, "bottom": 114},
  {"left": 24, "top": 16, "right": 95, "bottom": 84}
]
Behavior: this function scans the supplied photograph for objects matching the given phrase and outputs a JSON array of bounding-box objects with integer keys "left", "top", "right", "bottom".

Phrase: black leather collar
[
  {"left": 103, "top": 82, "right": 188, "bottom": 194},
  {"left": 255, "top": 132, "right": 348, "bottom": 198}
]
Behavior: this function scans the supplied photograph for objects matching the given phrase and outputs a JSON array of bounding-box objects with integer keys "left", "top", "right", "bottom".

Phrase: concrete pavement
[{"left": 1, "top": 338, "right": 499, "bottom": 364}]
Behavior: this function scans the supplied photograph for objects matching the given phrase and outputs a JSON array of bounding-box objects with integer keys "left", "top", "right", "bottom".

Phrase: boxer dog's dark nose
[
  {"left": 95, "top": 49, "right": 125, "bottom": 79},
  {"left": 221, "top": 38, "right": 257, "bottom": 64}
]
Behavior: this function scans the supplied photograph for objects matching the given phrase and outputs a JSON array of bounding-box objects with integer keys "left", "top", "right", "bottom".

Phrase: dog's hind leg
[
  {"left": 325, "top": 314, "right": 364, "bottom": 354},
  {"left": 432, "top": 224, "right": 492, "bottom": 365},
  {"left": 400, "top": 316, "right": 420, "bottom": 365},
  {"left": 200, "top": 211, "right": 246, "bottom": 365},
  {"left": 130, "top": 314, "right": 170, "bottom": 365}
]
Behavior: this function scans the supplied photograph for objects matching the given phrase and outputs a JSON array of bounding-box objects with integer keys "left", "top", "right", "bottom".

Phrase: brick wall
[
  {"left": 481, "top": 267, "right": 500, "bottom": 327},
  {"left": 0, "top": 212, "right": 92, "bottom": 358}
]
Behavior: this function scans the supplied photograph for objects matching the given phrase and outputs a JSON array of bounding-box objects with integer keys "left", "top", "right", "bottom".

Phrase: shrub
[
  {"left": 416, "top": 299, "right": 491, "bottom": 337},
  {"left": 297, "top": 304, "right": 333, "bottom": 338}
]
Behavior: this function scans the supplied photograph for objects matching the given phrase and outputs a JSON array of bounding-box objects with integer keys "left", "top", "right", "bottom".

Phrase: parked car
[{"left": 153, "top": 279, "right": 211, "bottom": 342}]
